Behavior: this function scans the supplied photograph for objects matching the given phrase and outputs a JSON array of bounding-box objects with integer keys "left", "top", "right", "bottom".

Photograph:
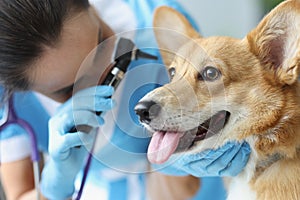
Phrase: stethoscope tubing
[{"left": 0, "top": 95, "right": 41, "bottom": 200}]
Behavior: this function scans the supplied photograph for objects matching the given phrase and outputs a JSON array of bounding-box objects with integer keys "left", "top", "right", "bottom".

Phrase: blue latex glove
[
  {"left": 152, "top": 141, "right": 251, "bottom": 177},
  {"left": 40, "top": 86, "right": 114, "bottom": 200}
]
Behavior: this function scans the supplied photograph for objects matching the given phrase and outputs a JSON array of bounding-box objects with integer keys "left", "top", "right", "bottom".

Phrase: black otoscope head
[{"left": 114, "top": 37, "right": 158, "bottom": 72}]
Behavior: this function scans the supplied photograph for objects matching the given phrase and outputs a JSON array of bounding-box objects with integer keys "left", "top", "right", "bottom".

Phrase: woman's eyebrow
[
  {"left": 53, "top": 83, "right": 74, "bottom": 95},
  {"left": 53, "top": 74, "right": 90, "bottom": 95}
]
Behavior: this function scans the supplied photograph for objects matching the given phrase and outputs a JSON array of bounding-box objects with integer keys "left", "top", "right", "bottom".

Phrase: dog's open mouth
[{"left": 147, "top": 110, "right": 230, "bottom": 164}]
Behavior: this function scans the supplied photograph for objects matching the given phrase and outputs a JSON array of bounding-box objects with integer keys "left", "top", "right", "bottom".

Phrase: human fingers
[
  {"left": 180, "top": 142, "right": 243, "bottom": 177},
  {"left": 74, "top": 85, "right": 114, "bottom": 98},
  {"left": 50, "top": 129, "right": 97, "bottom": 160},
  {"left": 219, "top": 142, "right": 251, "bottom": 176},
  {"left": 181, "top": 142, "right": 236, "bottom": 167},
  {"left": 205, "top": 142, "right": 243, "bottom": 170},
  {"left": 49, "top": 109, "right": 100, "bottom": 136},
  {"left": 72, "top": 87, "right": 115, "bottom": 111},
  {"left": 62, "top": 129, "right": 97, "bottom": 150}
]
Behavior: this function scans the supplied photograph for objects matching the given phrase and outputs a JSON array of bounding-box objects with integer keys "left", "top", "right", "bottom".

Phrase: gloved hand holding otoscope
[
  {"left": 40, "top": 37, "right": 158, "bottom": 200},
  {"left": 71, "top": 37, "right": 157, "bottom": 133}
]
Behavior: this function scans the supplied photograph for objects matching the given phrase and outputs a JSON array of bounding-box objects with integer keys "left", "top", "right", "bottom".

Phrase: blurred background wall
[{"left": 178, "top": 0, "right": 284, "bottom": 38}]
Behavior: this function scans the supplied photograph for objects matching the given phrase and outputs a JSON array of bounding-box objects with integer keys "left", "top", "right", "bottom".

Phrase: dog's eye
[
  {"left": 199, "top": 66, "right": 221, "bottom": 81},
  {"left": 168, "top": 67, "right": 176, "bottom": 79}
]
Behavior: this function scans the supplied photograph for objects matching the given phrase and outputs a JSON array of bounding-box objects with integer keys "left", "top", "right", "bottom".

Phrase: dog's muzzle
[{"left": 135, "top": 100, "right": 231, "bottom": 164}]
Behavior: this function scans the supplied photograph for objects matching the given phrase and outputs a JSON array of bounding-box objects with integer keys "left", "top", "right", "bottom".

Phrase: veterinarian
[{"left": 0, "top": 0, "right": 251, "bottom": 199}]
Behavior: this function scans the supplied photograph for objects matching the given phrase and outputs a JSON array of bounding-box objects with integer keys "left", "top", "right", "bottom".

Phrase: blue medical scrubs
[{"left": 0, "top": 90, "right": 49, "bottom": 155}]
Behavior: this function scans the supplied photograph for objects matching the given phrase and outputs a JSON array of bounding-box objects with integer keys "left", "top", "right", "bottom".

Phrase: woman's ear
[
  {"left": 247, "top": 0, "right": 300, "bottom": 85},
  {"left": 153, "top": 6, "right": 200, "bottom": 66}
]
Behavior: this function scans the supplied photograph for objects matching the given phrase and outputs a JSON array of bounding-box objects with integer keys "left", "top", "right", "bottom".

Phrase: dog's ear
[
  {"left": 153, "top": 6, "right": 199, "bottom": 66},
  {"left": 247, "top": 0, "right": 300, "bottom": 85}
]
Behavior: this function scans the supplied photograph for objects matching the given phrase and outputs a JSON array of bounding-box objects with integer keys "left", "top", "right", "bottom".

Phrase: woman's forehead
[{"left": 30, "top": 9, "right": 101, "bottom": 102}]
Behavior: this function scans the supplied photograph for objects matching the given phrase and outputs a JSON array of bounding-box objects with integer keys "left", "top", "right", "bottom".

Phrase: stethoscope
[
  {"left": 0, "top": 95, "right": 41, "bottom": 200},
  {"left": 0, "top": 93, "right": 87, "bottom": 200}
]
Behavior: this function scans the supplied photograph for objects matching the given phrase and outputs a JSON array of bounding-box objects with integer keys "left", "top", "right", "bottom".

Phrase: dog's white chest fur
[
  {"left": 227, "top": 177, "right": 256, "bottom": 200},
  {"left": 226, "top": 147, "right": 257, "bottom": 200}
]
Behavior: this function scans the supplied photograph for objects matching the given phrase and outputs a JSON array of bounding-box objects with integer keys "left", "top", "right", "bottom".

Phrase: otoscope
[
  {"left": 71, "top": 37, "right": 157, "bottom": 133},
  {"left": 73, "top": 37, "right": 157, "bottom": 200}
]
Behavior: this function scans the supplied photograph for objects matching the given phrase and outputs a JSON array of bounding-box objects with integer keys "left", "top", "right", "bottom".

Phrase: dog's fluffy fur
[{"left": 137, "top": 1, "right": 300, "bottom": 199}]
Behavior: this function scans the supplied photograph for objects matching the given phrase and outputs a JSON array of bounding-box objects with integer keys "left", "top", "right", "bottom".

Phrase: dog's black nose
[{"left": 134, "top": 100, "right": 161, "bottom": 124}]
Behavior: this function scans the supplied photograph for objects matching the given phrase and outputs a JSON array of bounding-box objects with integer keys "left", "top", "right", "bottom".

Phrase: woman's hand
[{"left": 40, "top": 86, "right": 114, "bottom": 200}]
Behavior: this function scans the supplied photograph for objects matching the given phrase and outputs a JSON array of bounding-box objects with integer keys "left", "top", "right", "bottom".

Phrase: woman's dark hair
[{"left": 0, "top": 0, "right": 89, "bottom": 96}]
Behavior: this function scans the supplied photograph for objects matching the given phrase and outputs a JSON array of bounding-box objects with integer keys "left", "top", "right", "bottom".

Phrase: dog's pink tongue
[{"left": 147, "top": 131, "right": 182, "bottom": 164}]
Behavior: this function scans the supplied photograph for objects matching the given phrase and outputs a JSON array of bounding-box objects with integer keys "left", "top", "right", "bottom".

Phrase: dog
[{"left": 135, "top": 1, "right": 300, "bottom": 199}]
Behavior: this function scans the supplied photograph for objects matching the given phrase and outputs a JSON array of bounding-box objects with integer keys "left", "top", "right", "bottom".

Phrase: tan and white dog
[{"left": 135, "top": 1, "right": 300, "bottom": 199}]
